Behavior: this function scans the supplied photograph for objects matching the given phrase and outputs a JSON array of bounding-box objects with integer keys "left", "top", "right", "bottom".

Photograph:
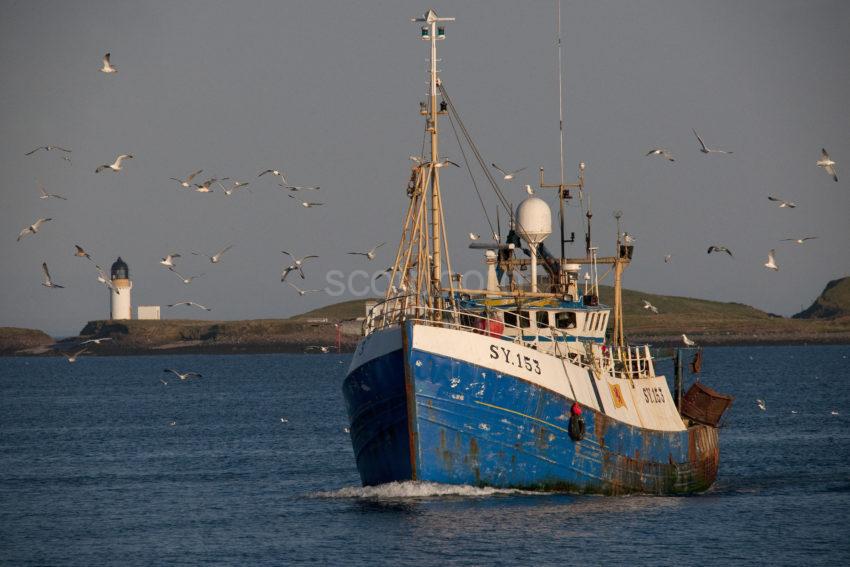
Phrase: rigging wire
[{"left": 445, "top": 108, "right": 496, "bottom": 241}]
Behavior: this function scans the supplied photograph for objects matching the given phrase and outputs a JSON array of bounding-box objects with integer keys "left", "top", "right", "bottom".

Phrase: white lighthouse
[{"left": 110, "top": 257, "right": 133, "bottom": 320}]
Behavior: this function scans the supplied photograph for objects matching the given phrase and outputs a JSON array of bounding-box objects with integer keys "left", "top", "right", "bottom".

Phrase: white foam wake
[{"left": 315, "top": 481, "right": 537, "bottom": 499}]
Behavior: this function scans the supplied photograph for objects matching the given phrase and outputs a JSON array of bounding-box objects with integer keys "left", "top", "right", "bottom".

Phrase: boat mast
[{"left": 413, "top": 10, "right": 454, "bottom": 300}]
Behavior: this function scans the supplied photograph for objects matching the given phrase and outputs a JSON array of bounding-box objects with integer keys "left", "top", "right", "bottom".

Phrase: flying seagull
[
  {"left": 764, "top": 249, "right": 778, "bottom": 271},
  {"left": 524, "top": 184, "right": 535, "bottom": 195},
  {"left": 816, "top": 148, "right": 838, "bottom": 182},
  {"left": 707, "top": 245, "right": 733, "bottom": 257},
  {"left": 646, "top": 148, "right": 675, "bottom": 162},
  {"left": 287, "top": 195, "right": 324, "bottom": 207},
  {"left": 281, "top": 264, "right": 299, "bottom": 282},
  {"left": 193, "top": 177, "right": 228, "bottom": 193},
  {"left": 37, "top": 181, "right": 67, "bottom": 200},
  {"left": 95, "top": 265, "right": 119, "bottom": 293},
  {"left": 281, "top": 251, "right": 318, "bottom": 278},
  {"left": 781, "top": 236, "right": 818, "bottom": 245},
  {"left": 99, "top": 53, "right": 117, "bottom": 74},
  {"left": 756, "top": 399, "right": 767, "bottom": 411},
  {"left": 74, "top": 244, "right": 94, "bottom": 262},
  {"left": 169, "top": 169, "right": 203, "bottom": 188},
  {"left": 347, "top": 242, "right": 385, "bottom": 261},
  {"left": 767, "top": 195, "right": 796, "bottom": 208},
  {"left": 17, "top": 217, "right": 52, "bottom": 242},
  {"left": 283, "top": 185, "right": 320, "bottom": 192},
  {"left": 167, "top": 301, "right": 211, "bottom": 311},
  {"left": 63, "top": 348, "right": 88, "bottom": 363},
  {"left": 221, "top": 181, "right": 250, "bottom": 196},
  {"left": 95, "top": 154, "right": 133, "bottom": 173},
  {"left": 169, "top": 269, "right": 203, "bottom": 284},
  {"left": 682, "top": 334, "right": 696, "bottom": 347},
  {"left": 693, "top": 129, "right": 732, "bottom": 155},
  {"left": 664, "top": 254, "right": 672, "bottom": 264},
  {"left": 25, "top": 145, "right": 71, "bottom": 156},
  {"left": 80, "top": 337, "right": 113, "bottom": 345},
  {"left": 491, "top": 163, "right": 526, "bottom": 181},
  {"left": 304, "top": 345, "right": 331, "bottom": 353},
  {"left": 469, "top": 233, "right": 480, "bottom": 240},
  {"left": 288, "top": 282, "right": 322, "bottom": 296},
  {"left": 41, "top": 262, "right": 65, "bottom": 289},
  {"left": 642, "top": 300, "right": 659, "bottom": 314},
  {"left": 258, "top": 169, "right": 287, "bottom": 182},
  {"left": 160, "top": 253, "right": 180, "bottom": 268},
  {"left": 192, "top": 244, "right": 232, "bottom": 264},
  {"left": 164, "top": 368, "right": 203, "bottom": 381}
]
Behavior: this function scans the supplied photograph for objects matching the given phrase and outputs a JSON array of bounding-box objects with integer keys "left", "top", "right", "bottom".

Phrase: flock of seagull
[{"left": 14, "top": 52, "right": 398, "bottom": 366}]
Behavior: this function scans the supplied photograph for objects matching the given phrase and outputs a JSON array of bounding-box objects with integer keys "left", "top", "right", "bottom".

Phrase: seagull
[
  {"left": 95, "top": 265, "right": 119, "bottom": 293},
  {"left": 281, "top": 265, "right": 299, "bottom": 282},
  {"left": 764, "top": 249, "right": 778, "bottom": 271},
  {"left": 17, "top": 217, "right": 52, "bottom": 242},
  {"left": 781, "top": 236, "right": 818, "bottom": 245},
  {"left": 347, "top": 242, "right": 385, "bottom": 260},
  {"left": 74, "top": 244, "right": 94, "bottom": 262},
  {"left": 664, "top": 254, "right": 672, "bottom": 264},
  {"left": 160, "top": 253, "right": 181, "bottom": 268},
  {"left": 682, "top": 334, "right": 696, "bottom": 347},
  {"left": 830, "top": 410, "right": 840, "bottom": 416},
  {"left": 95, "top": 154, "right": 133, "bottom": 173},
  {"left": 304, "top": 345, "right": 331, "bottom": 353},
  {"left": 767, "top": 195, "right": 796, "bottom": 208},
  {"left": 491, "top": 163, "right": 526, "bottom": 181},
  {"left": 283, "top": 185, "right": 320, "bottom": 192},
  {"left": 816, "top": 148, "right": 838, "bottom": 182},
  {"left": 280, "top": 417, "right": 289, "bottom": 423},
  {"left": 80, "top": 337, "right": 113, "bottom": 345},
  {"left": 193, "top": 177, "right": 226, "bottom": 193},
  {"left": 41, "top": 262, "right": 65, "bottom": 289},
  {"left": 281, "top": 251, "right": 318, "bottom": 278},
  {"left": 37, "top": 181, "right": 67, "bottom": 200},
  {"left": 258, "top": 169, "right": 287, "bottom": 182},
  {"left": 168, "top": 421, "right": 177, "bottom": 426},
  {"left": 63, "top": 348, "right": 88, "bottom": 363},
  {"left": 374, "top": 266, "right": 394, "bottom": 280},
  {"left": 192, "top": 244, "right": 232, "bottom": 264},
  {"left": 428, "top": 158, "right": 460, "bottom": 169},
  {"left": 756, "top": 399, "right": 767, "bottom": 411},
  {"left": 646, "top": 148, "right": 675, "bottom": 162},
  {"left": 221, "top": 181, "right": 250, "bottom": 196},
  {"left": 169, "top": 269, "right": 203, "bottom": 284},
  {"left": 707, "top": 245, "right": 733, "bottom": 257},
  {"left": 642, "top": 300, "right": 659, "bottom": 314},
  {"left": 693, "top": 129, "right": 732, "bottom": 155},
  {"left": 164, "top": 368, "right": 203, "bottom": 381},
  {"left": 524, "top": 184, "right": 535, "bottom": 195},
  {"left": 25, "top": 145, "right": 71, "bottom": 156},
  {"left": 469, "top": 233, "right": 480, "bottom": 240},
  {"left": 169, "top": 169, "right": 203, "bottom": 188},
  {"left": 343, "top": 426, "right": 350, "bottom": 433},
  {"left": 167, "top": 301, "right": 211, "bottom": 311},
  {"left": 623, "top": 233, "right": 636, "bottom": 245},
  {"left": 287, "top": 195, "right": 324, "bottom": 207},
  {"left": 288, "top": 282, "right": 322, "bottom": 296},
  {"left": 99, "top": 52, "right": 117, "bottom": 74}
]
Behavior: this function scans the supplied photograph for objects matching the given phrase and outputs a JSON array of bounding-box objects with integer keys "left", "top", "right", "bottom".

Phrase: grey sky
[{"left": 1, "top": 1, "right": 848, "bottom": 336}]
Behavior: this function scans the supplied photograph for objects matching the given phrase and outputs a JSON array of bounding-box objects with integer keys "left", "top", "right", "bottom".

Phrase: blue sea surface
[{"left": 1, "top": 346, "right": 849, "bottom": 566}]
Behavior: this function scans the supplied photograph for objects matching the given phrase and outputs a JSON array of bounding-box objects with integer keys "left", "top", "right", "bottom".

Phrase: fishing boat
[{"left": 342, "top": 8, "right": 732, "bottom": 495}]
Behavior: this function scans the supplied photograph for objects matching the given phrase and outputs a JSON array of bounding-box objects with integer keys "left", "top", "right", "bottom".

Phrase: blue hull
[{"left": 343, "top": 324, "right": 719, "bottom": 494}]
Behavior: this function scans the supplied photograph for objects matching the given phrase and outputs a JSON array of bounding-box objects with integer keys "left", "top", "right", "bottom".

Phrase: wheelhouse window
[
  {"left": 597, "top": 313, "right": 608, "bottom": 331},
  {"left": 518, "top": 310, "right": 531, "bottom": 329},
  {"left": 536, "top": 311, "right": 550, "bottom": 328},
  {"left": 504, "top": 311, "right": 517, "bottom": 327},
  {"left": 555, "top": 311, "right": 577, "bottom": 329}
]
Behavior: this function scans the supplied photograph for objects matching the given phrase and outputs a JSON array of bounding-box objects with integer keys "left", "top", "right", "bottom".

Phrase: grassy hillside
[
  {"left": 0, "top": 327, "right": 54, "bottom": 354},
  {"left": 793, "top": 277, "right": 850, "bottom": 320},
  {"left": 289, "top": 298, "right": 376, "bottom": 321}
]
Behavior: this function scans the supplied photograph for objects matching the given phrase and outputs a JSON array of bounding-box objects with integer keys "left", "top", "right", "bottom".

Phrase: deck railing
[{"left": 364, "top": 296, "right": 656, "bottom": 380}]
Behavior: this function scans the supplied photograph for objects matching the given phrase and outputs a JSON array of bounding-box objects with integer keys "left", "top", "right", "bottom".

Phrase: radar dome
[{"left": 515, "top": 197, "right": 552, "bottom": 244}]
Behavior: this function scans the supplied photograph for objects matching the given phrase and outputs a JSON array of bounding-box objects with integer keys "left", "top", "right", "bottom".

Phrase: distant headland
[{"left": 2, "top": 279, "right": 849, "bottom": 356}]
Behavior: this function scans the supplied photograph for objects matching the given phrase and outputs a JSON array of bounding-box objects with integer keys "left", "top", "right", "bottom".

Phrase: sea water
[{"left": 1, "top": 346, "right": 849, "bottom": 565}]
